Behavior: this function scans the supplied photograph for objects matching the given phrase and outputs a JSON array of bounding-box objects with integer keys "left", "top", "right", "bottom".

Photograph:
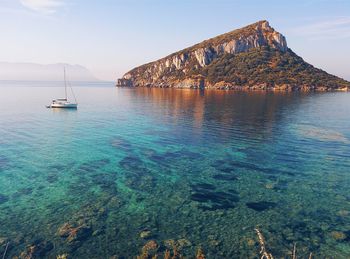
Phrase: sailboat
[{"left": 46, "top": 68, "right": 78, "bottom": 109}]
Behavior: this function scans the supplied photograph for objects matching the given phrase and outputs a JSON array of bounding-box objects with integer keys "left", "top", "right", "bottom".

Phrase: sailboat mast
[{"left": 64, "top": 67, "right": 67, "bottom": 100}]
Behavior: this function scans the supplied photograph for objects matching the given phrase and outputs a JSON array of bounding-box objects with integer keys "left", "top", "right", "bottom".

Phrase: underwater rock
[
  {"left": 198, "top": 202, "right": 236, "bottom": 211},
  {"left": 125, "top": 173, "right": 155, "bottom": 190},
  {"left": 148, "top": 153, "right": 171, "bottom": 163},
  {"left": 296, "top": 125, "right": 350, "bottom": 143},
  {"left": 330, "top": 231, "right": 347, "bottom": 241},
  {"left": 208, "top": 238, "right": 221, "bottom": 247},
  {"left": 212, "top": 174, "right": 238, "bottom": 181},
  {"left": 218, "top": 167, "right": 235, "bottom": 174},
  {"left": 0, "top": 237, "right": 10, "bottom": 254},
  {"left": 191, "top": 187, "right": 239, "bottom": 211},
  {"left": 192, "top": 191, "right": 239, "bottom": 203},
  {"left": 177, "top": 149, "right": 202, "bottom": 159},
  {"left": 191, "top": 183, "right": 216, "bottom": 191},
  {"left": 68, "top": 225, "right": 92, "bottom": 243},
  {"left": 12, "top": 187, "right": 33, "bottom": 198},
  {"left": 47, "top": 173, "right": 59, "bottom": 183},
  {"left": 337, "top": 210, "right": 350, "bottom": 217},
  {"left": 139, "top": 230, "right": 152, "bottom": 239},
  {"left": 13, "top": 235, "right": 24, "bottom": 245},
  {"left": 163, "top": 238, "right": 192, "bottom": 252},
  {"left": 0, "top": 237, "right": 8, "bottom": 246},
  {"left": 176, "top": 238, "right": 192, "bottom": 250},
  {"left": 57, "top": 223, "right": 92, "bottom": 245},
  {"left": 139, "top": 147, "right": 157, "bottom": 157},
  {"left": 149, "top": 149, "right": 201, "bottom": 163},
  {"left": 70, "top": 201, "right": 109, "bottom": 227},
  {"left": 108, "top": 196, "right": 123, "bottom": 208},
  {"left": 283, "top": 219, "right": 323, "bottom": 245},
  {"left": 264, "top": 180, "right": 288, "bottom": 191},
  {"left": 111, "top": 137, "right": 133, "bottom": 150},
  {"left": 265, "top": 183, "right": 275, "bottom": 189},
  {"left": 164, "top": 239, "right": 176, "bottom": 249},
  {"left": 67, "top": 181, "right": 91, "bottom": 197},
  {"left": 119, "top": 155, "right": 144, "bottom": 171},
  {"left": 343, "top": 230, "right": 350, "bottom": 242},
  {"left": 92, "top": 173, "right": 117, "bottom": 193},
  {"left": 191, "top": 193, "right": 213, "bottom": 202},
  {"left": 78, "top": 159, "right": 110, "bottom": 173},
  {"left": 92, "top": 229, "right": 104, "bottom": 237},
  {"left": 142, "top": 240, "right": 159, "bottom": 254},
  {"left": 196, "top": 248, "right": 206, "bottom": 259},
  {"left": 37, "top": 185, "right": 45, "bottom": 191},
  {"left": 246, "top": 238, "right": 256, "bottom": 246},
  {"left": 49, "top": 163, "right": 74, "bottom": 171},
  {"left": 213, "top": 159, "right": 294, "bottom": 176},
  {"left": 227, "top": 189, "right": 239, "bottom": 194},
  {"left": 0, "top": 194, "right": 9, "bottom": 204},
  {"left": 58, "top": 223, "right": 74, "bottom": 237},
  {"left": 273, "top": 180, "right": 289, "bottom": 191},
  {"left": 298, "top": 208, "right": 333, "bottom": 224},
  {"left": 246, "top": 201, "right": 277, "bottom": 211},
  {"left": 211, "top": 159, "right": 236, "bottom": 173},
  {"left": 19, "top": 240, "right": 53, "bottom": 258}
]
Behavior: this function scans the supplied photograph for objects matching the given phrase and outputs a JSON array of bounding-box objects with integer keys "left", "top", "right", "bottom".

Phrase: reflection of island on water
[{"left": 124, "top": 88, "right": 311, "bottom": 141}]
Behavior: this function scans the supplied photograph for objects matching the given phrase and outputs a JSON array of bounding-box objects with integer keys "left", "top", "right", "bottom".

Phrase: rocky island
[{"left": 117, "top": 20, "right": 350, "bottom": 91}]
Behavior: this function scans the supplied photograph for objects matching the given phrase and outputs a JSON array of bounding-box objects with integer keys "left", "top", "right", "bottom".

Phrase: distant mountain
[
  {"left": 117, "top": 20, "right": 350, "bottom": 91},
  {"left": 0, "top": 62, "right": 98, "bottom": 81}
]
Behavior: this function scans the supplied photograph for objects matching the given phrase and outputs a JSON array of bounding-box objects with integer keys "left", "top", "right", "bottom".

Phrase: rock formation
[{"left": 117, "top": 20, "right": 349, "bottom": 91}]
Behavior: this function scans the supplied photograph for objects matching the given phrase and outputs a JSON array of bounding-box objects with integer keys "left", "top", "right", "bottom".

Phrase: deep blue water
[{"left": 0, "top": 82, "right": 350, "bottom": 258}]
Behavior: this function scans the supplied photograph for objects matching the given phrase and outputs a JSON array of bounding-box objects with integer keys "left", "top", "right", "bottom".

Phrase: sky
[{"left": 0, "top": 0, "right": 349, "bottom": 81}]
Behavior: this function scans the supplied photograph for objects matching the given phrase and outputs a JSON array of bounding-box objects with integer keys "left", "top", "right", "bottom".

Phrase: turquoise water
[{"left": 1, "top": 82, "right": 350, "bottom": 258}]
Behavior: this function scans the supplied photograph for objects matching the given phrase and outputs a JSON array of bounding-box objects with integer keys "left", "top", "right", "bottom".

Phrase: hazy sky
[{"left": 0, "top": 0, "right": 349, "bottom": 81}]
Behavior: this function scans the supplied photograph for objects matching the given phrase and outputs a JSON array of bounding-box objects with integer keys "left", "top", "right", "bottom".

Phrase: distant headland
[
  {"left": 117, "top": 20, "right": 350, "bottom": 91},
  {"left": 0, "top": 62, "right": 98, "bottom": 82}
]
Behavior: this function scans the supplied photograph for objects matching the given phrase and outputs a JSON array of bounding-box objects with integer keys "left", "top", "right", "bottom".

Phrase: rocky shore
[{"left": 116, "top": 79, "right": 349, "bottom": 92}]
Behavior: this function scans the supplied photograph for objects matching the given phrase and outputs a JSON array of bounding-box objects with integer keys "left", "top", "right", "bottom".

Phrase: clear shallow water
[{"left": 0, "top": 82, "right": 350, "bottom": 258}]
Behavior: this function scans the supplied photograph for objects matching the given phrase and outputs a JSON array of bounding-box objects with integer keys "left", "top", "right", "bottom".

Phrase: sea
[{"left": 0, "top": 81, "right": 350, "bottom": 258}]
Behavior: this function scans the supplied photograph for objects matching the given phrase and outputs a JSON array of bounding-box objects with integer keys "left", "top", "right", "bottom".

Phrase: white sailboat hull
[
  {"left": 47, "top": 99, "right": 78, "bottom": 108},
  {"left": 49, "top": 103, "right": 78, "bottom": 108}
]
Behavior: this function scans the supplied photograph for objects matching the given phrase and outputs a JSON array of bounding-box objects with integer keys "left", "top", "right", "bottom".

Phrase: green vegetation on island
[{"left": 200, "top": 47, "right": 350, "bottom": 90}]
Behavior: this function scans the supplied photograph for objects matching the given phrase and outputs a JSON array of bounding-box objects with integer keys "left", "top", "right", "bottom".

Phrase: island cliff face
[{"left": 117, "top": 20, "right": 350, "bottom": 91}]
